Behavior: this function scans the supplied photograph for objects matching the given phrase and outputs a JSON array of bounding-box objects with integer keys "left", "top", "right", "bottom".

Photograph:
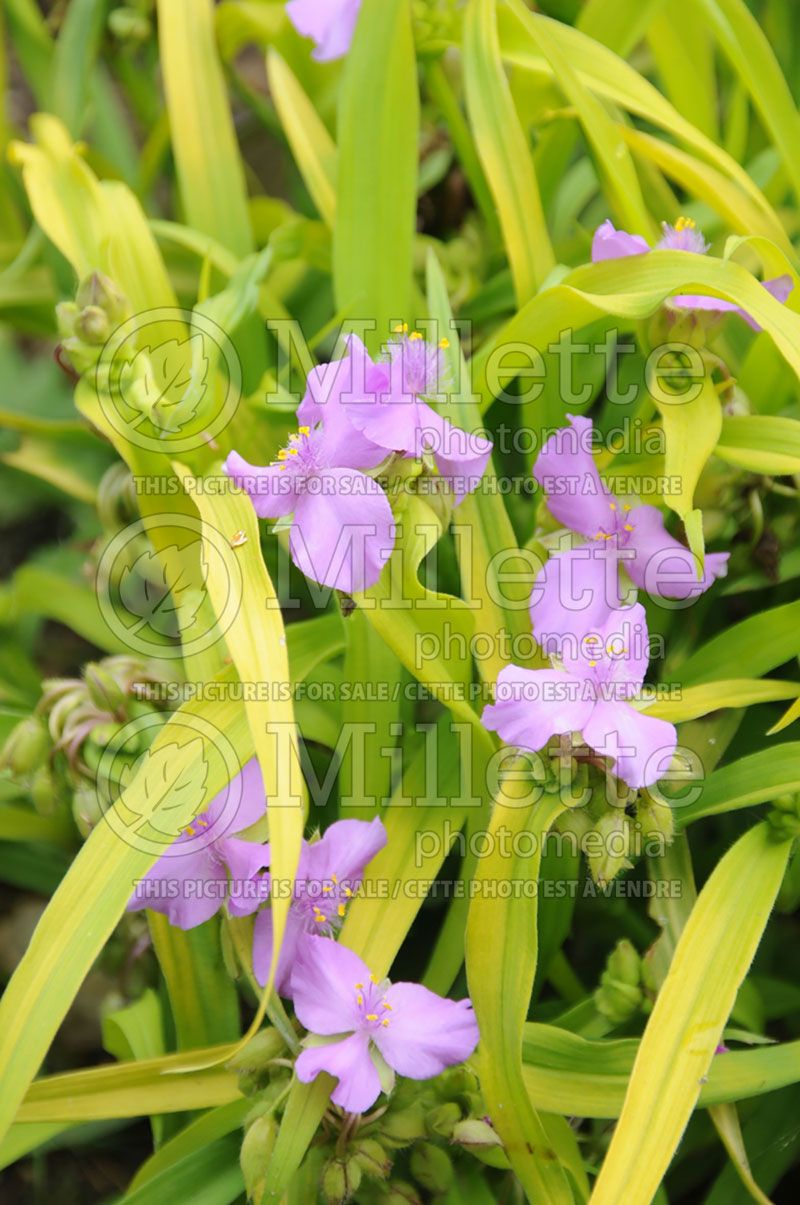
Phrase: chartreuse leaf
[
  {"left": 698, "top": 0, "right": 800, "bottom": 205},
  {"left": 577, "top": 0, "right": 666, "bottom": 57},
  {"left": 339, "top": 609, "right": 402, "bottom": 809},
  {"left": 0, "top": 679, "right": 252, "bottom": 1143},
  {"left": 463, "top": 0, "right": 554, "bottom": 306},
  {"left": 471, "top": 253, "right": 800, "bottom": 412},
  {"left": 128, "top": 1099, "right": 250, "bottom": 1190},
  {"left": 647, "top": 0, "right": 719, "bottom": 141},
  {"left": 426, "top": 251, "right": 539, "bottom": 683},
  {"left": 714, "top": 415, "right": 800, "bottom": 475},
  {"left": 122, "top": 1133, "right": 244, "bottom": 1205},
  {"left": 266, "top": 49, "right": 336, "bottom": 228},
  {"left": 496, "top": 10, "right": 789, "bottom": 250},
  {"left": 466, "top": 784, "right": 573, "bottom": 1203},
  {"left": 148, "top": 915, "right": 241, "bottom": 1050},
  {"left": 590, "top": 822, "right": 793, "bottom": 1204},
  {"left": 9, "top": 116, "right": 177, "bottom": 312},
  {"left": 156, "top": 0, "right": 252, "bottom": 259},
  {"left": 643, "top": 679, "right": 800, "bottom": 724},
  {"left": 51, "top": 0, "right": 106, "bottom": 136},
  {"left": 175, "top": 469, "right": 304, "bottom": 1024},
  {"left": 334, "top": 0, "right": 418, "bottom": 348},
  {"left": 507, "top": 0, "right": 654, "bottom": 238},
  {"left": 520, "top": 1026, "right": 800, "bottom": 1119},
  {"left": 676, "top": 744, "right": 800, "bottom": 826},
  {"left": 677, "top": 600, "right": 800, "bottom": 685},
  {"left": 649, "top": 368, "right": 720, "bottom": 556}
]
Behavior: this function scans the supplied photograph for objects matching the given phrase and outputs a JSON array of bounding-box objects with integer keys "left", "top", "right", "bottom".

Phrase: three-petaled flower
[
  {"left": 292, "top": 935, "right": 480, "bottom": 1113},
  {"left": 286, "top": 0, "right": 361, "bottom": 62},
  {"left": 482, "top": 603, "right": 677, "bottom": 790},
  {"left": 593, "top": 216, "right": 792, "bottom": 329}
]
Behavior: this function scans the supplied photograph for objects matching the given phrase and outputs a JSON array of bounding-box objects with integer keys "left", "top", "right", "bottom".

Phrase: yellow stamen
[
  {"left": 409, "top": 331, "right": 424, "bottom": 341},
  {"left": 382, "top": 1001, "right": 392, "bottom": 1010},
  {"left": 675, "top": 215, "right": 696, "bottom": 231},
  {"left": 183, "top": 826, "right": 195, "bottom": 837},
  {"left": 624, "top": 524, "right": 634, "bottom": 532},
  {"left": 439, "top": 337, "right": 450, "bottom": 349},
  {"left": 287, "top": 447, "right": 299, "bottom": 456},
  {"left": 588, "top": 660, "right": 597, "bottom": 668},
  {"left": 369, "top": 974, "right": 378, "bottom": 984},
  {"left": 393, "top": 322, "right": 408, "bottom": 334},
  {"left": 277, "top": 449, "right": 288, "bottom": 460},
  {"left": 322, "top": 885, "right": 332, "bottom": 894},
  {"left": 343, "top": 886, "right": 353, "bottom": 897},
  {"left": 197, "top": 817, "right": 208, "bottom": 827},
  {"left": 623, "top": 504, "right": 631, "bottom": 512},
  {"left": 382, "top": 1019, "right": 390, "bottom": 1027},
  {"left": 366, "top": 1013, "right": 379, "bottom": 1021},
  {"left": 337, "top": 904, "right": 346, "bottom": 918},
  {"left": 355, "top": 982, "right": 363, "bottom": 989},
  {"left": 609, "top": 502, "right": 616, "bottom": 511},
  {"left": 331, "top": 873, "right": 338, "bottom": 884},
  {"left": 357, "top": 994, "right": 363, "bottom": 1006},
  {"left": 298, "top": 425, "right": 310, "bottom": 435}
]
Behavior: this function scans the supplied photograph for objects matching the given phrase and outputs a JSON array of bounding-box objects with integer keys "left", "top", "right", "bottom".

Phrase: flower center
[
  {"left": 353, "top": 977, "right": 392, "bottom": 1029},
  {"left": 595, "top": 501, "right": 635, "bottom": 546},
  {"left": 298, "top": 871, "right": 356, "bottom": 935},
  {"left": 274, "top": 426, "right": 315, "bottom": 473}
]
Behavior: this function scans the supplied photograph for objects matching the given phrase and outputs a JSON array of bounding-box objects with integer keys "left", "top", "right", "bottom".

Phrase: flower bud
[
  {"left": 1, "top": 717, "right": 50, "bottom": 776},
  {"left": 239, "top": 1112, "right": 277, "bottom": 1202},
  {"left": 595, "top": 939, "right": 644, "bottom": 1024},
  {"left": 351, "top": 1137, "right": 392, "bottom": 1180},
  {"left": 75, "top": 305, "right": 110, "bottom": 345},
  {"left": 636, "top": 796, "right": 675, "bottom": 846},
  {"left": 322, "top": 1156, "right": 362, "bottom": 1204},
  {"left": 588, "top": 811, "right": 633, "bottom": 885},
  {"left": 227, "top": 1029, "right": 284, "bottom": 1073},
  {"left": 381, "top": 1106, "right": 427, "bottom": 1147},
  {"left": 72, "top": 784, "right": 104, "bottom": 837},
  {"left": 31, "top": 764, "right": 62, "bottom": 817},
  {"left": 380, "top": 1181, "right": 422, "bottom": 1205},
  {"left": 426, "top": 1100, "right": 461, "bottom": 1138},
  {"left": 76, "top": 271, "right": 127, "bottom": 326},
  {"left": 108, "top": 6, "right": 152, "bottom": 42},
  {"left": 85, "top": 662, "right": 127, "bottom": 716},
  {"left": 450, "top": 1118, "right": 509, "bottom": 1168},
  {"left": 409, "top": 1141, "right": 453, "bottom": 1193}
]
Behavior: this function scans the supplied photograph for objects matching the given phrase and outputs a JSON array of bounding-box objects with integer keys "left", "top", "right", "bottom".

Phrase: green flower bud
[
  {"left": 56, "top": 301, "right": 79, "bottom": 338},
  {"left": 108, "top": 6, "right": 152, "bottom": 42},
  {"left": 409, "top": 1141, "right": 453, "bottom": 1193},
  {"left": 595, "top": 939, "right": 644, "bottom": 1025},
  {"left": 97, "top": 462, "right": 138, "bottom": 531},
  {"left": 635, "top": 796, "right": 675, "bottom": 847},
  {"left": 426, "top": 1100, "right": 462, "bottom": 1138},
  {"left": 76, "top": 272, "right": 128, "bottom": 326},
  {"left": 450, "top": 1118, "right": 509, "bottom": 1168},
  {"left": 380, "top": 1181, "right": 422, "bottom": 1205},
  {"left": 588, "top": 810, "right": 633, "bottom": 886},
  {"left": 322, "top": 1156, "right": 362, "bottom": 1204},
  {"left": 85, "top": 662, "right": 127, "bottom": 716},
  {"left": 227, "top": 1029, "right": 284, "bottom": 1073},
  {"left": 239, "top": 1113, "right": 278, "bottom": 1202},
  {"left": 351, "top": 1137, "right": 392, "bottom": 1180},
  {"left": 31, "top": 764, "right": 61, "bottom": 817},
  {"left": 75, "top": 305, "right": 111, "bottom": 345},
  {"left": 381, "top": 1106, "right": 427, "bottom": 1147},
  {"left": 607, "top": 938, "right": 641, "bottom": 987},
  {"left": 1, "top": 717, "right": 50, "bottom": 776},
  {"left": 72, "top": 784, "right": 104, "bottom": 837}
]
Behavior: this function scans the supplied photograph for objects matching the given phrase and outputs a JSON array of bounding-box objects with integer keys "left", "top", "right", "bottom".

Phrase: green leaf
[
  {"left": 677, "top": 744, "right": 800, "bottom": 826},
  {"left": 714, "top": 415, "right": 800, "bottom": 476},
  {"left": 677, "top": 600, "right": 800, "bottom": 684},
  {"left": 51, "top": 0, "right": 106, "bottom": 136},
  {"left": 148, "top": 916, "right": 241, "bottom": 1049},
  {"left": 334, "top": 0, "right": 418, "bottom": 348},
  {"left": 590, "top": 823, "right": 793, "bottom": 1203},
  {"left": 466, "top": 784, "right": 572, "bottom": 1202},
  {"left": 463, "top": 0, "right": 554, "bottom": 305},
  {"left": 267, "top": 49, "right": 337, "bottom": 228}
]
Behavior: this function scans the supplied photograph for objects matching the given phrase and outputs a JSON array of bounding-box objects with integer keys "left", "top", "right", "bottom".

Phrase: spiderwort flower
[
  {"left": 292, "top": 935, "right": 479, "bottom": 1113},
  {"left": 286, "top": 0, "right": 361, "bottom": 62},
  {"left": 301, "top": 332, "right": 494, "bottom": 503},
  {"left": 592, "top": 217, "right": 792, "bottom": 329},
  {"left": 482, "top": 603, "right": 677, "bottom": 790},
  {"left": 252, "top": 817, "right": 387, "bottom": 995},
  {"left": 224, "top": 412, "right": 395, "bottom": 594},
  {"left": 127, "top": 758, "right": 269, "bottom": 929},
  {"left": 531, "top": 414, "right": 729, "bottom": 648}
]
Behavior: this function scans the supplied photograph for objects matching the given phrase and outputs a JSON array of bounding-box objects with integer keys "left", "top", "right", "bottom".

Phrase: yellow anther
[
  {"left": 382, "top": 1019, "right": 390, "bottom": 1027},
  {"left": 439, "top": 337, "right": 450, "bottom": 349},
  {"left": 322, "top": 885, "right": 332, "bottom": 894},
  {"left": 623, "top": 504, "right": 631, "bottom": 512},
  {"left": 369, "top": 974, "right": 378, "bottom": 984},
  {"left": 337, "top": 904, "right": 346, "bottom": 918},
  {"left": 197, "top": 817, "right": 208, "bottom": 827},
  {"left": 356, "top": 994, "right": 363, "bottom": 1006},
  {"left": 675, "top": 215, "right": 696, "bottom": 231},
  {"left": 382, "top": 1001, "right": 392, "bottom": 1010},
  {"left": 409, "top": 331, "right": 424, "bottom": 341},
  {"left": 393, "top": 322, "right": 408, "bottom": 334},
  {"left": 298, "top": 425, "right": 310, "bottom": 435},
  {"left": 343, "top": 886, "right": 353, "bottom": 898},
  {"left": 623, "top": 524, "right": 634, "bottom": 532},
  {"left": 366, "top": 1013, "right": 379, "bottom": 1021},
  {"left": 355, "top": 982, "right": 363, "bottom": 989},
  {"left": 184, "top": 826, "right": 195, "bottom": 837},
  {"left": 287, "top": 447, "right": 299, "bottom": 456},
  {"left": 277, "top": 449, "right": 288, "bottom": 460},
  {"left": 588, "top": 660, "right": 597, "bottom": 668},
  {"left": 331, "top": 873, "right": 338, "bottom": 884},
  {"left": 609, "top": 502, "right": 617, "bottom": 511}
]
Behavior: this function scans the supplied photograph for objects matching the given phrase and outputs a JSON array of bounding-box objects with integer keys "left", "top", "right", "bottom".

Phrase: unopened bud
[
  {"left": 450, "top": 1118, "right": 509, "bottom": 1168},
  {"left": 76, "top": 272, "right": 127, "bottom": 326},
  {"left": 75, "top": 305, "right": 110, "bottom": 345},
  {"left": 239, "top": 1113, "right": 277, "bottom": 1201},
  {"left": 31, "top": 764, "right": 61, "bottom": 816},
  {"left": 595, "top": 939, "right": 644, "bottom": 1024},
  {"left": 426, "top": 1100, "right": 461, "bottom": 1138},
  {"left": 588, "top": 811, "right": 633, "bottom": 885},
  {"left": 72, "top": 784, "right": 104, "bottom": 837},
  {"left": 322, "top": 1156, "right": 361, "bottom": 1204},
  {"left": 380, "top": 1181, "right": 422, "bottom": 1205},
  {"left": 381, "top": 1106, "right": 427, "bottom": 1147},
  {"left": 409, "top": 1141, "right": 453, "bottom": 1193},
  {"left": 1, "top": 717, "right": 49, "bottom": 776},
  {"left": 351, "top": 1137, "right": 392, "bottom": 1179},
  {"left": 227, "top": 1029, "right": 284, "bottom": 1073},
  {"left": 85, "top": 662, "right": 127, "bottom": 716}
]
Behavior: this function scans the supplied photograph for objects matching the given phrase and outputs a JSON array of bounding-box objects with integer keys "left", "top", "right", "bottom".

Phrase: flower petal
[
  {"left": 298, "top": 339, "right": 388, "bottom": 470},
  {"left": 219, "top": 836, "right": 270, "bottom": 917},
  {"left": 127, "top": 849, "right": 227, "bottom": 929},
  {"left": 374, "top": 983, "right": 479, "bottom": 1079},
  {"left": 304, "top": 817, "right": 387, "bottom": 888},
  {"left": 412, "top": 405, "right": 493, "bottom": 503},
  {"left": 625, "top": 505, "right": 729, "bottom": 599},
  {"left": 530, "top": 546, "right": 627, "bottom": 653},
  {"left": 669, "top": 275, "right": 793, "bottom": 330},
  {"left": 560, "top": 601, "right": 649, "bottom": 698},
  {"left": 533, "top": 415, "right": 618, "bottom": 538},
  {"left": 583, "top": 699, "right": 678, "bottom": 790},
  {"left": 252, "top": 907, "right": 305, "bottom": 995},
  {"left": 224, "top": 450, "right": 298, "bottom": 519},
  {"left": 201, "top": 757, "right": 266, "bottom": 838},
  {"left": 296, "top": 1031, "right": 382, "bottom": 1112},
  {"left": 290, "top": 934, "right": 370, "bottom": 1034},
  {"left": 290, "top": 468, "right": 395, "bottom": 592},
  {"left": 481, "top": 665, "right": 594, "bottom": 752},
  {"left": 591, "top": 219, "right": 650, "bottom": 262},
  {"left": 286, "top": 0, "right": 361, "bottom": 62}
]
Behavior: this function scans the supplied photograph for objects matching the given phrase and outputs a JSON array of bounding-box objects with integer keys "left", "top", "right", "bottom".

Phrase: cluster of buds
[
  {"left": 767, "top": 793, "right": 800, "bottom": 843},
  {"left": 412, "top": 0, "right": 462, "bottom": 54},
  {"left": 0, "top": 655, "right": 173, "bottom": 836},
  {"left": 56, "top": 272, "right": 128, "bottom": 376},
  {"left": 594, "top": 939, "right": 656, "bottom": 1025}
]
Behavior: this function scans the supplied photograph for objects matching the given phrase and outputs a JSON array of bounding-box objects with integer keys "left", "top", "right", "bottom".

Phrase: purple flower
[
  {"left": 286, "top": 0, "right": 361, "bottom": 61},
  {"left": 292, "top": 935, "right": 479, "bottom": 1113},
  {"left": 224, "top": 404, "right": 395, "bottom": 593},
  {"left": 531, "top": 415, "right": 729, "bottom": 648},
  {"left": 300, "top": 333, "right": 494, "bottom": 504},
  {"left": 127, "top": 758, "right": 269, "bottom": 929},
  {"left": 252, "top": 817, "right": 387, "bottom": 995},
  {"left": 592, "top": 217, "right": 792, "bottom": 329},
  {"left": 482, "top": 603, "right": 677, "bottom": 790}
]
